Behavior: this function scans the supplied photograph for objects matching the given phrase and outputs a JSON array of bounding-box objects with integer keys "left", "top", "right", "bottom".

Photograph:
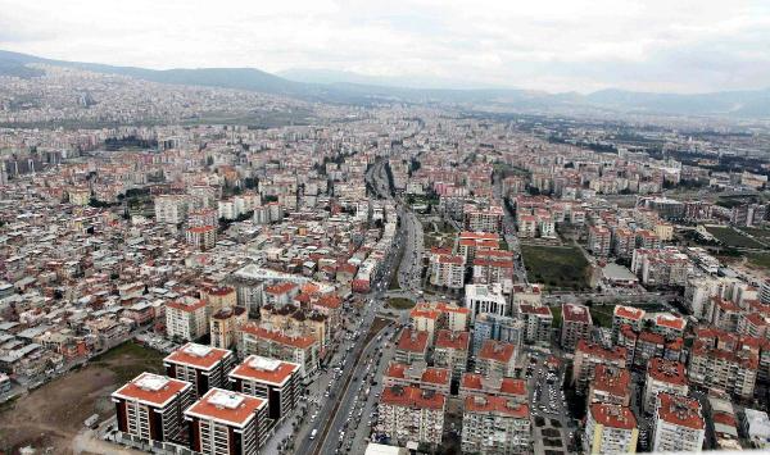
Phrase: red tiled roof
[
  {"left": 478, "top": 340, "right": 515, "bottom": 363},
  {"left": 655, "top": 313, "right": 686, "bottom": 330},
  {"left": 590, "top": 403, "right": 637, "bottom": 430},
  {"left": 265, "top": 282, "right": 298, "bottom": 295},
  {"left": 112, "top": 373, "right": 190, "bottom": 407},
  {"left": 421, "top": 368, "right": 451, "bottom": 385},
  {"left": 240, "top": 324, "right": 316, "bottom": 349},
  {"left": 167, "top": 298, "right": 206, "bottom": 313},
  {"left": 592, "top": 365, "right": 631, "bottom": 397},
  {"left": 464, "top": 395, "right": 529, "bottom": 418},
  {"left": 434, "top": 330, "right": 470, "bottom": 351},
  {"left": 576, "top": 340, "right": 627, "bottom": 362},
  {"left": 657, "top": 393, "right": 704, "bottom": 430},
  {"left": 229, "top": 355, "right": 300, "bottom": 386},
  {"left": 164, "top": 343, "right": 231, "bottom": 371},
  {"left": 562, "top": 303, "right": 591, "bottom": 323},
  {"left": 380, "top": 386, "right": 445, "bottom": 410},
  {"left": 461, "top": 373, "right": 483, "bottom": 391},
  {"left": 614, "top": 305, "right": 645, "bottom": 321},
  {"left": 185, "top": 388, "right": 266, "bottom": 427},
  {"left": 499, "top": 378, "right": 527, "bottom": 396},
  {"left": 396, "top": 329, "right": 429, "bottom": 353}
]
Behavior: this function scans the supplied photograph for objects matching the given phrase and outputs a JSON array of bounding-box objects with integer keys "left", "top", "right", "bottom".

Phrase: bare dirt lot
[{"left": 0, "top": 342, "right": 165, "bottom": 454}]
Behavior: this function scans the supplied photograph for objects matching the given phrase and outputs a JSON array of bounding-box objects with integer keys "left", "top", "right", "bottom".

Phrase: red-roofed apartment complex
[
  {"left": 239, "top": 324, "right": 319, "bottom": 378},
  {"left": 459, "top": 373, "right": 528, "bottom": 404},
  {"left": 377, "top": 386, "right": 446, "bottom": 446},
  {"left": 476, "top": 340, "right": 517, "bottom": 378},
  {"left": 572, "top": 341, "right": 627, "bottom": 392},
  {"left": 643, "top": 358, "right": 688, "bottom": 413},
  {"left": 395, "top": 329, "right": 430, "bottom": 365},
  {"left": 164, "top": 343, "right": 236, "bottom": 398},
  {"left": 588, "top": 365, "right": 632, "bottom": 407},
  {"left": 384, "top": 362, "right": 452, "bottom": 396},
  {"left": 433, "top": 330, "right": 470, "bottom": 379},
  {"left": 111, "top": 373, "right": 194, "bottom": 444},
  {"left": 166, "top": 297, "right": 209, "bottom": 341},
  {"left": 184, "top": 388, "right": 269, "bottom": 455},
  {"left": 584, "top": 403, "right": 639, "bottom": 454},
  {"left": 229, "top": 355, "right": 302, "bottom": 422},
  {"left": 652, "top": 393, "right": 705, "bottom": 453},
  {"left": 461, "top": 395, "right": 530, "bottom": 454}
]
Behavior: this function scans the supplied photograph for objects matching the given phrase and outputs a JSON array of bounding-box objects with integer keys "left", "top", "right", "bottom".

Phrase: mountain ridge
[{"left": 2, "top": 49, "right": 770, "bottom": 118}]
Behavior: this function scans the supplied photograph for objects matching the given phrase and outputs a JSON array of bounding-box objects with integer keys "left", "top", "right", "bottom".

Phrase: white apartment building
[
  {"left": 165, "top": 297, "right": 209, "bottom": 341},
  {"left": 652, "top": 393, "right": 705, "bottom": 453},
  {"left": 465, "top": 283, "right": 508, "bottom": 323},
  {"left": 584, "top": 404, "right": 638, "bottom": 454},
  {"left": 461, "top": 395, "right": 530, "bottom": 454}
]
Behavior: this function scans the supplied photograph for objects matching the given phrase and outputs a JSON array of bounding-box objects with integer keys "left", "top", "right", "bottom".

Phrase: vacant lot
[
  {"left": 746, "top": 252, "right": 770, "bottom": 270},
  {"left": 0, "top": 342, "right": 165, "bottom": 454},
  {"left": 387, "top": 297, "right": 415, "bottom": 310},
  {"left": 521, "top": 245, "right": 591, "bottom": 291},
  {"left": 706, "top": 226, "right": 766, "bottom": 249}
]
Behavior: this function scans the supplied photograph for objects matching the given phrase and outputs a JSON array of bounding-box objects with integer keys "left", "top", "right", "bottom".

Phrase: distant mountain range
[{"left": 2, "top": 49, "right": 770, "bottom": 118}]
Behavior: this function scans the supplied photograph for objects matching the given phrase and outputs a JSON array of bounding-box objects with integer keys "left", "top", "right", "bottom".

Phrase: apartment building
[
  {"left": 588, "top": 365, "right": 631, "bottom": 407},
  {"left": 518, "top": 304, "right": 553, "bottom": 345},
  {"left": 472, "top": 313, "right": 524, "bottom": 356},
  {"left": 465, "top": 283, "right": 509, "bottom": 323},
  {"left": 165, "top": 297, "right": 209, "bottom": 341},
  {"left": 588, "top": 226, "right": 611, "bottom": 257},
  {"left": 185, "top": 388, "right": 268, "bottom": 455},
  {"left": 560, "top": 303, "right": 593, "bottom": 352},
  {"left": 459, "top": 373, "right": 527, "bottom": 403},
  {"left": 472, "top": 250, "right": 515, "bottom": 287},
  {"left": 584, "top": 404, "right": 638, "bottom": 454},
  {"left": 573, "top": 341, "right": 627, "bottom": 392},
  {"left": 433, "top": 329, "right": 470, "bottom": 380},
  {"left": 377, "top": 386, "right": 446, "bottom": 446},
  {"left": 688, "top": 339, "right": 758, "bottom": 401},
  {"left": 112, "top": 373, "right": 194, "bottom": 444},
  {"left": 229, "top": 355, "right": 301, "bottom": 422},
  {"left": 239, "top": 324, "right": 318, "bottom": 378},
  {"left": 611, "top": 305, "right": 645, "bottom": 341},
  {"left": 461, "top": 395, "right": 530, "bottom": 455},
  {"left": 155, "top": 194, "right": 190, "bottom": 225},
  {"left": 463, "top": 205, "right": 504, "bottom": 233},
  {"left": 476, "top": 340, "right": 517, "bottom": 378},
  {"left": 652, "top": 393, "right": 705, "bottom": 453},
  {"left": 429, "top": 253, "right": 465, "bottom": 290},
  {"left": 394, "top": 329, "right": 430, "bottom": 365},
  {"left": 164, "top": 343, "right": 236, "bottom": 398},
  {"left": 186, "top": 225, "right": 217, "bottom": 251},
  {"left": 210, "top": 306, "right": 248, "bottom": 350},
  {"left": 383, "top": 362, "right": 452, "bottom": 396},
  {"left": 642, "top": 358, "right": 688, "bottom": 414}
]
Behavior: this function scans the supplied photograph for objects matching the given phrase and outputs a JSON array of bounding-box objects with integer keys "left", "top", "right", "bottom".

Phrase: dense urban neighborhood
[{"left": 1, "top": 60, "right": 770, "bottom": 455}]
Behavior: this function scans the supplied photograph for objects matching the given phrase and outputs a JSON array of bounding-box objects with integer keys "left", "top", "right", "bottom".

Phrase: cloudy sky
[{"left": 1, "top": 0, "right": 769, "bottom": 93}]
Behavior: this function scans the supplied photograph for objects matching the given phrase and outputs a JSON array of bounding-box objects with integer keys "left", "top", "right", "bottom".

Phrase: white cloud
[{"left": 0, "top": 0, "right": 768, "bottom": 93}]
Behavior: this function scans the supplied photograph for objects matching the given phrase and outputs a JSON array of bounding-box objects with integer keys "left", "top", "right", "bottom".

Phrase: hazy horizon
[{"left": 1, "top": 0, "right": 770, "bottom": 94}]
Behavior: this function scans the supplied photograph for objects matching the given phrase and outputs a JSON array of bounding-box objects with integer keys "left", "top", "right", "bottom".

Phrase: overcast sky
[{"left": 1, "top": 0, "right": 769, "bottom": 93}]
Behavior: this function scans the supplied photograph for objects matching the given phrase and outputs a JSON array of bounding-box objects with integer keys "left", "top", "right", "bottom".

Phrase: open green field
[
  {"left": 742, "top": 227, "right": 770, "bottom": 241},
  {"left": 705, "top": 226, "right": 766, "bottom": 249},
  {"left": 521, "top": 245, "right": 591, "bottom": 291},
  {"left": 747, "top": 252, "right": 770, "bottom": 270},
  {"left": 388, "top": 297, "right": 416, "bottom": 310}
]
